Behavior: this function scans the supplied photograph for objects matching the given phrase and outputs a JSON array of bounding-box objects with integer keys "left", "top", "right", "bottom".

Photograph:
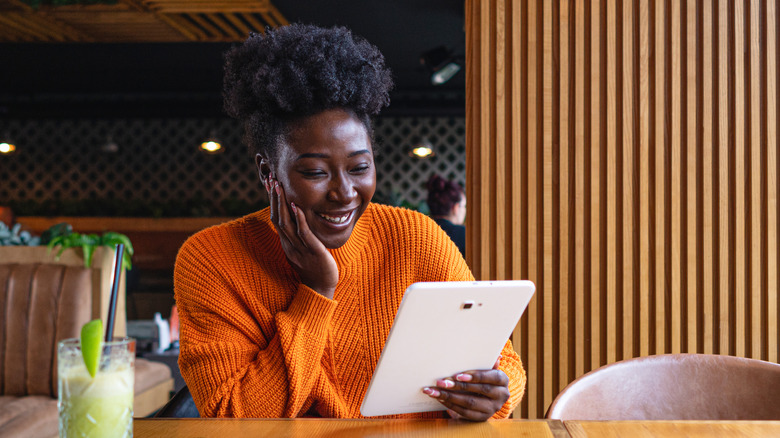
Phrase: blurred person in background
[{"left": 426, "top": 174, "right": 466, "bottom": 257}]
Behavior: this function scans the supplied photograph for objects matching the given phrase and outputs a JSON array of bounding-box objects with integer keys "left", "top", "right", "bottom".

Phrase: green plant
[
  {"left": 47, "top": 229, "right": 134, "bottom": 270},
  {"left": 0, "top": 222, "right": 41, "bottom": 246}
]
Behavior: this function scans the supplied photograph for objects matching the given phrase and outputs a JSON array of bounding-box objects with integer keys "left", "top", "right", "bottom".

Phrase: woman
[
  {"left": 426, "top": 174, "right": 466, "bottom": 257},
  {"left": 174, "top": 23, "right": 526, "bottom": 421}
]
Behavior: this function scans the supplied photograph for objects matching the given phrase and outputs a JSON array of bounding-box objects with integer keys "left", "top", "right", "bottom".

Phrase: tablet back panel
[{"left": 360, "top": 280, "right": 535, "bottom": 417}]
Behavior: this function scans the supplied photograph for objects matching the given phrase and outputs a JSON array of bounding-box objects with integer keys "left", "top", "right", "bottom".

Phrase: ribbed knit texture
[{"left": 174, "top": 203, "right": 527, "bottom": 419}]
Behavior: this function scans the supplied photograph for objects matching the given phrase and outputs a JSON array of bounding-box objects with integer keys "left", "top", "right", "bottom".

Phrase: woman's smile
[{"left": 317, "top": 209, "right": 355, "bottom": 226}]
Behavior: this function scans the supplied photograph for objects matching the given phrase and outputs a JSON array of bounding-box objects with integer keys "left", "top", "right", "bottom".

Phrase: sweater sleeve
[
  {"left": 174, "top": 232, "right": 337, "bottom": 418},
  {"left": 414, "top": 213, "right": 527, "bottom": 418}
]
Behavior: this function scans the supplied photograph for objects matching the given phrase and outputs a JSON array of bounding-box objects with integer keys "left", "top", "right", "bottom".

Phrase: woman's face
[{"left": 266, "top": 109, "right": 376, "bottom": 249}]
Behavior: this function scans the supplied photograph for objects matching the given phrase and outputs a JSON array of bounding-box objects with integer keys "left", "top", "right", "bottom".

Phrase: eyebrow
[{"left": 296, "top": 149, "right": 371, "bottom": 161}]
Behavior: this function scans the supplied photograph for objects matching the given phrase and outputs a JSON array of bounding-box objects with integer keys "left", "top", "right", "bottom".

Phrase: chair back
[
  {"left": 0, "top": 263, "right": 92, "bottom": 397},
  {"left": 154, "top": 385, "right": 199, "bottom": 418},
  {"left": 547, "top": 353, "right": 780, "bottom": 420}
]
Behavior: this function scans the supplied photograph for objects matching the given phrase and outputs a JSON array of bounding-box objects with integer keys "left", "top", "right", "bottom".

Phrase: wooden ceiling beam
[
  {"left": 205, "top": 13, "right": 240, "bottom": 40},
  {"left": 156, "top": 13, "right": 202, "bottom": 41},
  {"left": 2, "top": 10, "right": 94, "bottom": 42},
  {"left": 18, "top": 14, "right": 71, "bottom": 41},
  {"left": 223, "top": 13, "right": 250, "bottom": 37},
  {"left": 143, "top": 0, "right": 269, "bottom": 14},
  {"left": 240, "top": 12, "right": 266, "bottom": 35},
  {"left": 186, "top": 13, "right": 223, "bottom": 41},
  {"left": 0, "top": 0, "right": 33, "bottom": 12},
  {"left": 0, "top": 0, "right": 285, "bottom": 42},
  {"left": 0, "top": 14, "right": 49, "bottom": 41},
  {"left": 118, "top": 0, "right": 148, "bottom": 12}
]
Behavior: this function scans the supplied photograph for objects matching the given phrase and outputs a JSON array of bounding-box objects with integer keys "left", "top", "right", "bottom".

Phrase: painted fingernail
[
  {"left": 455, "top": 374, "right": 472, "bottom": 382},
  {"left": 422, "top": 387, "right": 440, "bottom": 397},
  {"left": 291, "top": 202, "right": 297, "bottom": 214},
  {"left": 275, "top": 181, "right": 281, "bottom": 195},
  {"left": 437, "top": 379, "right": 454, "bottom": 388}
]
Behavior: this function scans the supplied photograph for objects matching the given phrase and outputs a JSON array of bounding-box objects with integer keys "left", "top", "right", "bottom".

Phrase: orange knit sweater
[{"left": 174, "top": 203, "right": 526, "bottom": 418}]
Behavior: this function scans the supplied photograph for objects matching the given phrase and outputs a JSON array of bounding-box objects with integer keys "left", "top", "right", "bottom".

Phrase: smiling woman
[{"left": 173, "top": 23, "right": 526, "bottom": 421}]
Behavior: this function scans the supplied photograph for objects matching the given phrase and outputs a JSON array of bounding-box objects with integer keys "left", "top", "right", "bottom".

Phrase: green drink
[{"left": 58, "top": 337, "right": 135, "bottom": 438}]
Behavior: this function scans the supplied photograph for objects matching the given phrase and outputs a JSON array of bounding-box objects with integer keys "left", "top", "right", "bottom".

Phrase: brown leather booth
[{"left": 0, "top": 263, "right": 173, "bottom": 436}]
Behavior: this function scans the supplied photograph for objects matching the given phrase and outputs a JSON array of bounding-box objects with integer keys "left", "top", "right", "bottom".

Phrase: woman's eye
[
  {"left": 301, "top": 170, "right": 326, "bottom": 178},
  {"left": 350, "top": 165, "right": 370, "bottom": 174}
]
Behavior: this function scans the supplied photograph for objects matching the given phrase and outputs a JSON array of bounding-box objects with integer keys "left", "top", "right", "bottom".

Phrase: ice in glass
[{"left": 58, "top": 337, "right": 135, "bottom": 438}]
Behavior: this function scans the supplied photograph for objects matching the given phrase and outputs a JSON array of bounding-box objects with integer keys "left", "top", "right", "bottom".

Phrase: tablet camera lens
[{"left": 462, "top": 302, "right": 473, "bottom": 309}]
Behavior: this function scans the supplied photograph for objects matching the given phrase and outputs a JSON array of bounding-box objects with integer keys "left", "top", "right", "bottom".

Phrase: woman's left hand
[{"left": 422, "top": 357, "right": 509, "bottom": 421}]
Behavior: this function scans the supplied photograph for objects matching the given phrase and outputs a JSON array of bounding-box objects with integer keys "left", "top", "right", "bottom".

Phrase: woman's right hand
[{"left": 266, "top": 175, "right": 339, "bottom": 299}]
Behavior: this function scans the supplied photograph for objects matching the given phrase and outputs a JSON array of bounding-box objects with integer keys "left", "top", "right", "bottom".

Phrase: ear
[{"left": 256, "top": 154, "right": 272, "bottom": 181}]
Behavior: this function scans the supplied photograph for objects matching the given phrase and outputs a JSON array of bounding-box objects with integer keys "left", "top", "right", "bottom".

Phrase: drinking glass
[{"left": 58, "top": 337, "right": 135, "bottom": 438}]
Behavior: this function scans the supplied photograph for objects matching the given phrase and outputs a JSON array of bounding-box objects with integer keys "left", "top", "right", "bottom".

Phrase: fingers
[
  {"left": 422, "top": 369, "right": 510, "bottom": 422},
  {"left": 266, "top": 175, "right": 300, "bottom": 248},
  {"left": 422, "top": 385, "right": 494, "bottom": 421}
]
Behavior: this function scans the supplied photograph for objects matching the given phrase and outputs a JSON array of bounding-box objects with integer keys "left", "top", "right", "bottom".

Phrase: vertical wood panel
[
  {"left": 622, "top": 0, "right": 636, "bottom": 361},
  {"left": 655, "top": 0, "right": 668, "bottom": 356},
  {"left": 495, "top": 0, "right": 507, "bottom": 282},
  {"left": 574, "top": 0, "right": 586, "bottom": 378},
  {"left": 590, "top": 0, "right": 603, "bottom": 372},
  {"left": 606, "top": 0, "right": 618, "bottom": 366},
  {"left": 526, "top": 0, "right": 540, "bottom": 418},
  {"left": 685, "top": 0, "right": 699, "bottom": 354},
  {"left": 735, "top": 0, "right": 747, "bottom": 358},
  {"left": 769, "top": 0, "right": 779, "bottom": 364},
  {"left": 639, "top": 0, "right": 653, "bottom": 356},
  {"left": 467, "top": 0, "right": 778, "bottom": 419},
  {"left": 702, "top": 0, "right": 715, "bottom": 354},
  {"left": 717, "top": 0, "right": 731, "bottom": 355},
  {"left": 639, "top": 0, "right": 651, "bottom": 358},
  {"left": 542, "top": 0, "right": 555, "bottom": 413},
  {"left": 671, "top": 0, "right": 683, "bottom": 354},
  {"left": 559, "top": 0, "right": 572, "bottom": 392},
  {"left": 749, "top": 0, "right": 763, "bottom": 360}
]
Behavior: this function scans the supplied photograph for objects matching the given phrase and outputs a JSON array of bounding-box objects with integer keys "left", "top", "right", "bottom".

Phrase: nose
[{"left": 326, "top": 172, "right": 356, "bottom": 203}]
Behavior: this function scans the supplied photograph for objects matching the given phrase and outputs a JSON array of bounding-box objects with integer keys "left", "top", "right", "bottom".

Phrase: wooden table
[
  {"left": 134, "top": 418, "right": 569, "bottom": 437},
  {"left": 564, "top": 420, "right": 780, "bottom": 437},
  {"left": 135, "top": 418, "right": 780, "bottom": 437}
]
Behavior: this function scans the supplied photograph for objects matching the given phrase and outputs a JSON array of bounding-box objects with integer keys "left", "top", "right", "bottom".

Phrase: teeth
[{"left": 320, "top": 212, "right": 350, "bottom": 224}]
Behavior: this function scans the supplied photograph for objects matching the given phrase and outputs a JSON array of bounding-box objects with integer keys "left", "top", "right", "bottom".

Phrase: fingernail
[
  {"left": 291, "top": 202, "right": 297, "bottom": 214},
  {"left": 437, "top": 379, "right": 454, "bottom": 388},
  {"left": 455, "top": 374, "right": 472, "bottom": 382},
  {"left": 275, "top": 182, "right": 281, "bottom": 195},
  {"left": 422, "top": 387, "right": 440, "bottom": 397}
]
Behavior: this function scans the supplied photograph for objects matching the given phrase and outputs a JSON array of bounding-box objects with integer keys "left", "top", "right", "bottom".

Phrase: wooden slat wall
[{"left": 465, "top": 0, "right": 779, "bottom": 419}]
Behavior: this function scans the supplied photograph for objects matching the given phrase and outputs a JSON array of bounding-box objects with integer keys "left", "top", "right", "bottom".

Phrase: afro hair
[{"left": 223, "top": 23, "right": 394, "bottom": 160}]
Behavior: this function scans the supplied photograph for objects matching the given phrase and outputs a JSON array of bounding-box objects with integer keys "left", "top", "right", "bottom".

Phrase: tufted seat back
[{"left": 0, "top": 263, "right": 92, "bottom": 398}]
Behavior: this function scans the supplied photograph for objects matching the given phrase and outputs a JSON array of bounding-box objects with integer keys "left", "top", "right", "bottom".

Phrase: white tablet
[{"left": 359, "top": 280, "right": 535, "bottom": 417}]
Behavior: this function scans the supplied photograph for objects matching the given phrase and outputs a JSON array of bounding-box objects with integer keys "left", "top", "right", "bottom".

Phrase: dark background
[{"left": 0, "top": 0, "right": 466, "bottom": 118}]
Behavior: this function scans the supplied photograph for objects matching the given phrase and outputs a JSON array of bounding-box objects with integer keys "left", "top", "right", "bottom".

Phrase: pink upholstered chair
[{"left": 547, "top": 353, "right": 780, "bottom": 420}]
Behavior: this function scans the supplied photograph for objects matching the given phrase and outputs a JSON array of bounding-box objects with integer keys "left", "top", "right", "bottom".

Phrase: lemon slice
[{"left": 80, "top": 319, "right": 103, "bottom": 378}]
